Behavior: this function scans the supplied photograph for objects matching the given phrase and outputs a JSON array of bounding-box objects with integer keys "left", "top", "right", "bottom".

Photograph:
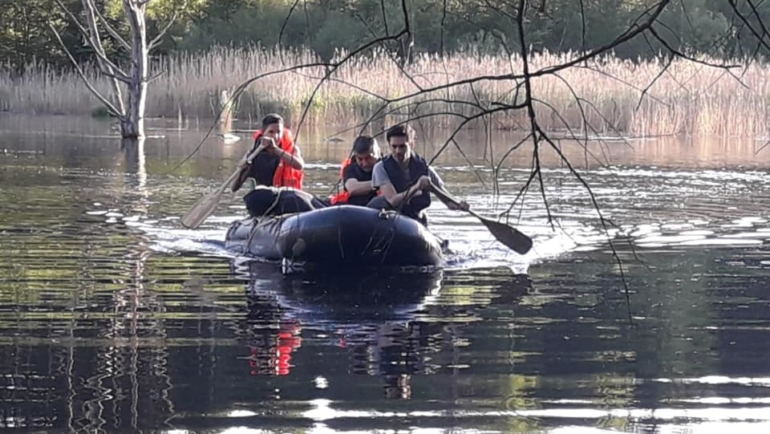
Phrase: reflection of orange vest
[
  {"left": 252, "top": 128, "right": 303, "bottom": 190},
  {"left": 329, "top": 158, "right": 353, "bottom": 204},
  {"left": 249, "top": 321, "right": 302, "bottom": 376}
]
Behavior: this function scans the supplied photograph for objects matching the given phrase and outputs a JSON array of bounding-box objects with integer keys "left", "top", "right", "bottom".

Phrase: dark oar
[
  {"left": 181, "top": 142, "right": 267, "bottom": 229},
  {"left": 430, "top": 181, "right": 533, "bottom": 255}
]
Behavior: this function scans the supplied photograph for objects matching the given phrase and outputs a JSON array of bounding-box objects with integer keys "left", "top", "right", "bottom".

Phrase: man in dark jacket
[
  {"left": 368, "top": 124, "right": 469, "bottom": 226},
  {"left": 330, "top": 135, "right": 382, "bottom": 206}
]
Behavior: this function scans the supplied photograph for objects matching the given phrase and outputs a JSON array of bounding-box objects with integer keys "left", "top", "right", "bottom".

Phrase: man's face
[
  {"left": 355, "top": 150, "right": 378, "bottom": 171},
  {"left": 388, "top": 135, "right": 411, "bottom": 163},
  {"left": 262, "top": 122, "right": 283, "bottom": 140}
]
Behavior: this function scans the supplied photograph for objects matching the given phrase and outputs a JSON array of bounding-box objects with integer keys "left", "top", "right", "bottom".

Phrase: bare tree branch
[
  {"left": 532, "top": 97, "right": 609, "bottom": 167},
  {"left": 440, "top": 0, "right": 448, "bottom": 55},
  {"left": 575, "top": 64, "right": 669, "bottom": 107},
  {"left": 52, "top": 0, "right": 90, "bottom": 39},
  {"left": 648, "top": 27, "right": 742, "bottom": 69},
  {"left": 92, "top": 5, "right": 132, "bottom": 51},
  {"left": 146, "top": 69, "right": 166, "bottom": 83},
  {"left": 351, "top": 11, "right": 424, "bottom": 91},
  {"left": 53, "top": 0, "right": 129, "bottom": 115},
  {"left": 380, "top": 0, "right": 390, "bottom": 36},
  {"left": 50, "top": 0, "right": 130, "bottom": 80},
  {"left": 636, "top": 54, "right": 673, "bottom": 112},
  {"left": 278, "top": 0, "right": 301, "bottom": 52},
  {"left": 100, "top": 69, "right": 132, "bottom": 84},
  {"left": 150, "top": 1, "right": 188, "bottom": 50},
  {"left": 48, "top": 23, "right": 124, "bottom": 119},
  {"left": 578, "top": 0, "right": 587, "bottom": 50}
]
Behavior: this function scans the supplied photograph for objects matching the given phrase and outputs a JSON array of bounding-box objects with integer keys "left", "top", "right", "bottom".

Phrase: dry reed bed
[{"left": 1, "top": 46, "right": 767, "bottom": 137}]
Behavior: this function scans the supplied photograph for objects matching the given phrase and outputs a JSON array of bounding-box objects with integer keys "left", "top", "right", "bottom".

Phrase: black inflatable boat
[{"left": 225, "top": 205, "right": 444, "bottom": 271}]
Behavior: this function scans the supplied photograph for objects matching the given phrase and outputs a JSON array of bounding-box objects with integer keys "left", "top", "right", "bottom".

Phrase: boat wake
[
  {"left": 118, "top": 163, "right": 770, "bottom": 273},
  {"left": 127, "top": 211, "right": 589, "bottom": 275}
]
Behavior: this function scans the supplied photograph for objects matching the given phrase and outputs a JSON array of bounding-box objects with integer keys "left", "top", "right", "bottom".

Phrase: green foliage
[
  {"left": 1, "top": 0, "right": 770, "bottom": 74},
  {"left": 0, "top": 0, "right": 73, "bottom": 73}
]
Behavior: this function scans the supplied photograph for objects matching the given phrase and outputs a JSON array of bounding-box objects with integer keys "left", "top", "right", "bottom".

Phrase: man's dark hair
[
  {"left": 261, "top": 113, "right": 284, "bottom": 129},
  {"left": 385, "top": 124, "right": 412, "bottom": 142},
  {"left": 352, "top": 135, "right": 376, "bottom": 154}
]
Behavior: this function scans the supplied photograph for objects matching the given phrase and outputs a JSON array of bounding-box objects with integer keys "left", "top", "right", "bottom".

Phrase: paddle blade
[
  {"left": 428, "top": 181, "right": 533, "bottom": 255},
  {"left": 180, "top": 143, "right": 266, "bottom": 229},
  {"left": 479, "top": 217, "right": 533, "bottom": 255},
  {"left": 181, "top": 190, "right": 223, "bottom": 229}
]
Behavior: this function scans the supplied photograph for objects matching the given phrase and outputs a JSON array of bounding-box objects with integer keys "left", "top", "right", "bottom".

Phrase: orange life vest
[
  {"left": 252, "top": 128, "right": 303, "bottom": 190},
  {"left": 329, "top": 157, "right": 354, "bottom": 204}
]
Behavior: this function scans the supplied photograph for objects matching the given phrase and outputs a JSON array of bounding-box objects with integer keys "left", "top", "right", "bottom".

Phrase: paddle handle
[
  {"left": 428, "top": 180, "right": 458, "bottom": 205},
  {"left": 429, "top": 180, "right": 465, "bottom": 209},
  {"left": 224, "top": 142, "right": 268, "bottom": 193},
  {"left": 430, "top": 181, "right": 488, "bottom": 220}
]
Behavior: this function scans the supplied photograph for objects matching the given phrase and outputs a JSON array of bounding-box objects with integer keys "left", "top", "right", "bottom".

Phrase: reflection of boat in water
[
  {"left": 245, "top": 262, "right": 443, "bottom": 322},
  {"left": 240, "top": 262, "right": 531, "bottom": 399},
  {"left": 242, "top": 262, "right": 446, "bottom": 389},
  {"left": 225, "top": 205, "right": 444, "bottom": 273}
]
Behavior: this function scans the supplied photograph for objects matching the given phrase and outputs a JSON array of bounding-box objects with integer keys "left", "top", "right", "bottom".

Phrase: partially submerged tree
[{"left": 49, "top": 0, "right": 186, "bottom": 139}]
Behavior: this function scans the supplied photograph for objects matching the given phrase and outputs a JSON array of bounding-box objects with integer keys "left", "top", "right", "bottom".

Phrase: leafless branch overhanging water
[{"left": 172, "top": 0, "right": 770, "bottom": 312}]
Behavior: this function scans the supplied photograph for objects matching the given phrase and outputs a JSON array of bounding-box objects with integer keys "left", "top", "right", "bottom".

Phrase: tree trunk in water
[{"left": 120, "top": 0, "right": 148, "bottom": 139}]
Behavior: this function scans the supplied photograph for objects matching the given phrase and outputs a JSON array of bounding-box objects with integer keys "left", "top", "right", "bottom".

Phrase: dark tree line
[{"left": 3, "top": 0, "right": 770, "bottom": 74}]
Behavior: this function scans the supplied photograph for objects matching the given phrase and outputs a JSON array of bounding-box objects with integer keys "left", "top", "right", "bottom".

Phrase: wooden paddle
[
  {"left": 429, "top": 180, "right": 533, "bottom": 255},
  {"left": 181, "top": 143, "right": 267, "bottom": 229}
]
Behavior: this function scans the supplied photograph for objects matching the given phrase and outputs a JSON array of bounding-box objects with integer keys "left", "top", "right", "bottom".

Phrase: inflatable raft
[{"left": 225, "top": 205, "right": 444, "bottom": 271}]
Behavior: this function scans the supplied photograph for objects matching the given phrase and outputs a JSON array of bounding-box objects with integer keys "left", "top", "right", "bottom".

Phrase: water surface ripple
[{"left": 1, "top": 120, "right": 770, "bottom": 433}]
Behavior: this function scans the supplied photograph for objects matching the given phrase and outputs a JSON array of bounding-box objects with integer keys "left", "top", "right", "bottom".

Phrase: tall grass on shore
[{"left": 1, "top": 46, "right": 767, "bottom": 137}]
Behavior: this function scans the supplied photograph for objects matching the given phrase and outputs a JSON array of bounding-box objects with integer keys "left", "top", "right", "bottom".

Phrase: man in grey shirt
[
  {"left": 371, "top": 159, "right": 444, "bottom": 192},
  {"left": 368, "top": 124, "right": 468, "bottom": 226}
]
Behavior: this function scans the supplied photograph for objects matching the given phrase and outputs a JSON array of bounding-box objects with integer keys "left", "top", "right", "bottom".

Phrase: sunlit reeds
[{"left": 1, "top": 46, "right": 767, "bottom": 137}]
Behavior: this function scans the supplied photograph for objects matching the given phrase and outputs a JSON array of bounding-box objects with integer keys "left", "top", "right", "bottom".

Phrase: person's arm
[
  {"left": 381, "top": 183, "right": 415, "bottom": 208},
  {"left": 277, "top": 145, "right": 304, "bottom": 170},
  {"left": 343, "top": 164, "right": 374, "bottom": 196},
  {"left": 232, "top": 138, "right": 304, "bottom": 191},
  {"left": 344, "top": 178, "right": 374, "bottom": 195},
  {"left": 232, "top": 141, "right": 260, "bottom": 192},
  {"left": 427, "top": 167, "right": 469, "bottom": 211},
  {"left": 262, "top": 136, "right": 305, "bottom": 170},
  {"left": 231, "top": 165, "right": 250, "bottom": 192},
  {"left": 427, "top": 166, "right": 444, "bottom": 190},
  {"left": 372, "top": 163, "right": 421, "bottom": 207}
]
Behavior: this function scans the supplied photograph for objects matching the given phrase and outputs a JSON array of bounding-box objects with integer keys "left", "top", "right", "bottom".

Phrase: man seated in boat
[
  {"left": 231, "top": 113, "right": 310, "bottom": 218},
  {"left": 329, "top": 135, "right": 382, "bottom": 206},
  {"left": 368, "top": 124, "right": 469, "bottom": 226}
]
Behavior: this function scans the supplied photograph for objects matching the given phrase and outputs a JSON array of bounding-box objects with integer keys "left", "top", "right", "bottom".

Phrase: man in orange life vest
[
  {"left": 368, "top": 124, "right": 469, "bottom": 226},
  {"left": 330, "top": 135, "right": 382, "bottom": 206},
  {"left": 232, "top": 114, "right": 324, "bottom": 218}
]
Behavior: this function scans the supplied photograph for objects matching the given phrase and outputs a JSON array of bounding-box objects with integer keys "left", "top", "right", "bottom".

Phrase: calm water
[{"left": 2, "top": 115, "right": 770, "bottom": 433}]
